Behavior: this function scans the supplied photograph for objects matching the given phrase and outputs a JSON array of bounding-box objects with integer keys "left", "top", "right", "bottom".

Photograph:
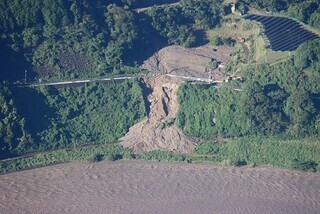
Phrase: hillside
[{"left": 0, "top": 0, "right": 320, "bottom": 172}]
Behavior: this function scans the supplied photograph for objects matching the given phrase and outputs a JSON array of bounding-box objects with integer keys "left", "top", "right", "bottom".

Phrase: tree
[
  {"left": 42, "top": 0, "right": 70, "bottom": 37},
  {"left": 285, "top": 88, "right": 316, "bottom": 136},
  {"left": 287, "top": 1, "right": 318, "bottom": 23},
  {"left": 0, "top": 84, "right": 32, "bottom": 158},
  {"left": 105, "top": 4, "right": 138, "bottom": 47},
  {"left": 241, "top": 82, "right": 288, "bottom": 135},
  {"left": 309, "top": 10, "right": 320, "bottom": 29},
  {"left": 181, "top": 0, "right": 222, "bottom": 29},
  {"left": 147, "top": 6, "right": 195, "bottom": 47},
  {"left": 211, "top": 35, "right": 222, "bottom": 46},
  {"left": 70, "top": 1, "right": 82, "bottom": 25},
  {"left": 294, "top": 39, "right": 320, "bottom": 71}
]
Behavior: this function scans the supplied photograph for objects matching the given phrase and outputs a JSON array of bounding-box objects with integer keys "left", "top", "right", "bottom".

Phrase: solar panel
[{"left": 243, "top": 15, "right": 320, "bottom": 51}]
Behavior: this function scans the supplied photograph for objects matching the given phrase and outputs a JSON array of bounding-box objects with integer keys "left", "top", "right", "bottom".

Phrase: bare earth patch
[
  {"left": 141, "top": 44, "right": 232, "bottom": 80},
  {"left": 120, "top": 75, "right": 198, "bottom": 154},
  {"left": 120, "top": 44, "right": 233, "bottom": 154}
]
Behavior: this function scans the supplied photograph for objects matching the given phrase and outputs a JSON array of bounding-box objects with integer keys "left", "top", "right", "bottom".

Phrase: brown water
[{"left": 1, "top": 160, "right": 320, "bottom": 214}]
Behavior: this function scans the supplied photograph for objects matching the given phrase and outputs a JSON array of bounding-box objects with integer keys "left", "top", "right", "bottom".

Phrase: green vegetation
[
  {"left": 294, "top": 39, "right": 320, "bottom": 71},
  {"left": 146, "top": 0, "right": 224, "bottom": 47},
  {"left": 0, "top": 84, "right": 32, "bottom": 159},
  {"left": 0, "top": 80, "right": 145, "bottom": 159},
  {"left": 1, "top": 0, "right": 320, "bottom": 173},
  {"left": 2, "top": 137, "right": 319, "bottom": 173},
  {"left": 177, "top": 39, "right": 320, "bottom": 139},
  {"left": 0, "top": 145, "right": 133, "bottom": 173},
  {"left": 137, "top": 150, "right": 188, "bottom": 162},
  {"left": 0, "top": 0, "right": 227, "bottom": 82},
  {"left": 194, "top": 138, "right": 320, "bottom": 172},
  {"left": 210, "top": 35, "right": 235, "bottom": 46}
]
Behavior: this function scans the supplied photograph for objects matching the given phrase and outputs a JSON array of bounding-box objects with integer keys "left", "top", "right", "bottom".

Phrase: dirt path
[{"left": 240, "top": 42, "right": 249, "bottom": 63}]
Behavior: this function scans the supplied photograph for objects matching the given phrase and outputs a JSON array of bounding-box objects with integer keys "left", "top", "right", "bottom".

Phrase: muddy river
[{"left": 1, "top": 160, "right": 319, "bottom": 213}]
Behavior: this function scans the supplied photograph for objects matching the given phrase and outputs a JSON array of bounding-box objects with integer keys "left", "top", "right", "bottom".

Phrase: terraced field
[{"left": 244, "top": 14, "right": 320, "bottom": 51}]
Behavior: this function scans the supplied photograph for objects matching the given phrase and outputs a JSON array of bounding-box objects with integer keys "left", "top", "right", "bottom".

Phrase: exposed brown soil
[
  {"left": 120, "top": 75, "right": 198, "bottom": 154},
  {"left": 141, "top": 44, "right": 233, "bottom": 81},
  {"left": 121, "top": 44, "right": 234, "bottom": 154}
]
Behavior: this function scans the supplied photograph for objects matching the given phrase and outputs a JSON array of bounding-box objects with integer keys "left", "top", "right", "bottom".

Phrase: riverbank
[{"left": 1, "top": 136, "right": 319, "bottom": 174}]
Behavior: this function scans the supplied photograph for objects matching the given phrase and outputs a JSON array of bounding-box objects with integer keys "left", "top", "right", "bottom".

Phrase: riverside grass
[
  {"left": 195, "top": 137, "right": 320, "bottom": 171},
  {"left": 1, "top": 137, "right": 320, "bottom": 173},
  {"left": 0, "top": 145, "right": 133, "bottom": 173}
]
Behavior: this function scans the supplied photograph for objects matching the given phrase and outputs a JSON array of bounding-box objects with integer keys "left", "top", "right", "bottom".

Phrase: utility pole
[
  {"left": 119, "top": 59, "right": 123, "bottom": 71},
  {"left": 24, "top": 70, "right": 27, "bottom": 83}
]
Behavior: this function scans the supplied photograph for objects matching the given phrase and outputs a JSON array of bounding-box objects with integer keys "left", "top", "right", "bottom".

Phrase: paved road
[
  {"left": 166, "top": 74, "right": 242, "bottom": 91},
  {"left": 134, "top": 2, "right": 180, "bottom": 13},
  {"left": 28, "top": 76, "right": 133, "bottom": 87},
  {"left": 27, "top": 74, "right": 242, "bottom": 91},
  {"left": 166, "top": 73, "right": 224, "bottom": 83}
]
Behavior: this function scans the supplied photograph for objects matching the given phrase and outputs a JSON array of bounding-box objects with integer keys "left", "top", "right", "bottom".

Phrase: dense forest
[
  {"left": 0, "top": 80, "right": 145, "bottom": 159},
  {"left": 1, "top": 0, "right": 318, "bottom": 82},
  {"left": 0, "top": 0, "right": 225, "bottom": 159},
  {"left": 177, "top": 39, "right": 320, "bottom": 138},
  {"left": 0, "top": 0, "right": 228, "bottom": 159},
  {"left": 0, "top": 0, "right": 226, "bottom": 82},
  {"left": 0, "top": 0, "right": 320, "bottom": 168}
]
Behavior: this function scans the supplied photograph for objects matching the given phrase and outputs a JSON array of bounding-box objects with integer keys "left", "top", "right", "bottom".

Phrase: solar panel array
[{"left": 244, "top": 14, "right": 320, "bottom": 51}]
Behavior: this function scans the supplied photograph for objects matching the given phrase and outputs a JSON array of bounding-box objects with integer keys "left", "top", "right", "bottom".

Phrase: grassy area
[
  {"left": 251, "top": 37, "right": 291, "bottom": 65},
  {"left": 1, "top": 137, "right": 319, "bottom": 173},
  {"left": 0, "top": 145, "right": 133, "bottom": 173},
  {"left": 137, "top": 136, "right": 320, "bottom": 173},
  {"left": 207, "top": 15, "right": 294, "bottom": 66},
  {"left": 207, "top": 19, "right": 260, "bottom": 40},
  {"left": 266, "top": 51, "right": 292, "bottom": 64},
  {"left": 195, "top": 137, "right": 320, "bottom": 172},
  {"left": 252, "top": 35, "right": 267, "bottom": 62}
]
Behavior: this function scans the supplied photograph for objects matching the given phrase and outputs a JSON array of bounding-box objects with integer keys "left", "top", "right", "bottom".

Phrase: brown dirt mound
[
  {"left": 120, "top": 75, "right": 198, "bottom": 154},
  {"left": 141, "top": 44, "right": 232, "bottom": 80}
]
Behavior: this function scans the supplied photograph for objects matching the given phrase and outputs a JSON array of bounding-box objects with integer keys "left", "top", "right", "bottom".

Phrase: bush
[
  {"left": 290, "top": 159, "right": 318, "bottom": 172},
  {"left": 221, "top": 159, "right": 236, "bottom": 166},
  {"left": 138, "top": 150, "right": 186, "bottom": 162},
  {"left": 242, "top": 22, "right": 254, "bottom": 31},
  {"left": 194, "top": 141, "right": 221, "bottom": 155},
  {"left": 235, "top": 159, "right": 247, "bottom": 166},
  {"left": 211, "top": 35, "right": 223, "bottom": 46}
]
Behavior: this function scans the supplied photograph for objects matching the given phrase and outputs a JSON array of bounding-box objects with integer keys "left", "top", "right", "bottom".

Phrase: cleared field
[
  {"left": 207, "top": 19, "right": 260, "bottom": 40},
  {"left": 244, "top": 14, "right": 320, "bottom": 51}
]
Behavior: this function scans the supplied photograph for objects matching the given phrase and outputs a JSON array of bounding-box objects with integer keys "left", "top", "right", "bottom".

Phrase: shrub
[
  {"left": 211, "top": 35, "right": 222, "bottom": 46},
  {"left": 290, "top": 159, "right": 318, "bottom": 172},
  {"left": 91, "top": 153, "right": 105, "bottom": 162}
]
